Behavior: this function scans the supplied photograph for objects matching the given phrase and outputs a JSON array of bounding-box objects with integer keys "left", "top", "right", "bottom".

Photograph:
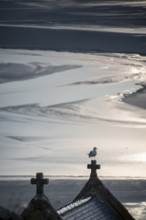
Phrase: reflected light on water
[
  {"left": 119, "top": 152, "right": 146, "bottom": 163},
  {"left": 125, "top": 202, "right": 146, "bottom": 220},
  {"left": 129, "top": 64, "right": 146, "bottom": 82}
]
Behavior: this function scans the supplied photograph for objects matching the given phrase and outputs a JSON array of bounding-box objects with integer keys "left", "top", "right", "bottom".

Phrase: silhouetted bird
[{"left": 88, "top": 147, "right": 97, "bottom": 159}]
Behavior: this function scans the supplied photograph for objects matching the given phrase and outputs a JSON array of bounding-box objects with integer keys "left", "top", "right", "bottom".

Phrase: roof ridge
[
  {"left": 57, "top": 196, "right": 92, "bottom": 215},
  {"left": 73, "top": 162, "right": 135, "bottom": 220}
]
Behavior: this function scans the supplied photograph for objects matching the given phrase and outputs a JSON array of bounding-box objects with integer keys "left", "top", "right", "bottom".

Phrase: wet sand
[{"left": 0, "top": 0, "right": 146, "bottom": 109}]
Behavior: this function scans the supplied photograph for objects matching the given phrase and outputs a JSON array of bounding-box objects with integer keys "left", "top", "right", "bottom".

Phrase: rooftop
[
  {"left": 58, "top": 196, "right": 121, "bottom": 220},
  {"left": 20, "top": 159, "right": 135, "bottom": 220}
]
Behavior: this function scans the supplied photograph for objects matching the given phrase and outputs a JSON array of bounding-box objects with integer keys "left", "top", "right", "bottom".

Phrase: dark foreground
[{"left": 0, "top": 178, "right": 146, "bottom": 219}]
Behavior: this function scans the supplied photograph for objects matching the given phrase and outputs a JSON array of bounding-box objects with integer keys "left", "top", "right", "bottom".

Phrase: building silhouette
[{"left": 21, "top": 160, "right": 135, "bottom": 220}]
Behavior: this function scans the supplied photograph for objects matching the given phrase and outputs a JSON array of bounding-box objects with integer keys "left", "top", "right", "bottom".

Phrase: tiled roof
[
  {"left": 58, "top": 196, "right": 120, "bottom": 220},
  {"left": 21, "top": 162, "right": 135, "bottom": 220},
  {"left": 73, "top": 160, "right": 135, "bottom": 220},
  {"left": 57, "top": 160, "right": 135, "bottom": 220},
  {"left": 57, "top": 197, "right": 91, "bottom": 216}
]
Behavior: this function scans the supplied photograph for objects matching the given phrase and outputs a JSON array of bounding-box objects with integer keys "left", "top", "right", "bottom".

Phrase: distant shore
[{"left": 0, "top": 26, "right": 146, "bottom": 55}]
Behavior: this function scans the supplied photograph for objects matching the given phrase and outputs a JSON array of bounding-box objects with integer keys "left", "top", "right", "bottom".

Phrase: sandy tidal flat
[{"left": 0, "top": 49, "right": 146, "bottom": 178}]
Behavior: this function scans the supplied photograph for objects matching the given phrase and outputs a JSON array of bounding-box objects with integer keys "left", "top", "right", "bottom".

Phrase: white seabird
[{"left": 88, "top": 147, "right": 97, "bottom": 159}]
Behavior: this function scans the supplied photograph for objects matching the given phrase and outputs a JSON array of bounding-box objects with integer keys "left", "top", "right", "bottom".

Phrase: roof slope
[
  {"left": 21, "top": 163, "right": 135, "bottom": 220},
  {"left": 21, "top": 173, "right": 62, "bottom": 220},
  {"left": 73, "top": 160, "right": 135, "bottom": 220},
  {"left": 58, "top": 196, "right": 120, "bottom": 220},
  {"left": 21, "top": 195, "right": 62, "bottom": 220}
]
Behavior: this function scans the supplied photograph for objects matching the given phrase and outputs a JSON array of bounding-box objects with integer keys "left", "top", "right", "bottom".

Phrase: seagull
[{"left": 88, "top": 147, "right": 97, "bottom": 159}]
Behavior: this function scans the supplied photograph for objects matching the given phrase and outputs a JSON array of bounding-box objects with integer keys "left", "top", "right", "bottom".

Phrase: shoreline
[
  {"left": 0, "top": 175, "right": 146, "bottom": 181},
  {"left": 123, "top": 84, "right": 146, "bottom": 109},
  {"left": 0, "top": 46, "right": 146, "bottom": 112}
]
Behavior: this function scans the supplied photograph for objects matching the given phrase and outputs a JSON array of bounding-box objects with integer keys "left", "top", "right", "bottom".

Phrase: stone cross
[
  {"left": 87, "top": 160, "right": 100, "bottom": 178},
  {"left": 31, "top": 172, "right": 49, "bottom": 197}
]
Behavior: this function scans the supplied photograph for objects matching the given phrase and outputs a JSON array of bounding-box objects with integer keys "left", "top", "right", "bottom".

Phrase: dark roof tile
[
  {"left": 73, "top": 160, "right": 135, "bottom": 220},
  {"left": 58, "top": 196, "right": 119, "bottom": 220}
]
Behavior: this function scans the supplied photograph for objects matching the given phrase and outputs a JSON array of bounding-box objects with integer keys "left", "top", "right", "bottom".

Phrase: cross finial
[
  {"left": 87, "top": 160, "right": 100, "bottom": 178},
  {"left": 31, "top": 172, "right": 49, "bottom": 197}
]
